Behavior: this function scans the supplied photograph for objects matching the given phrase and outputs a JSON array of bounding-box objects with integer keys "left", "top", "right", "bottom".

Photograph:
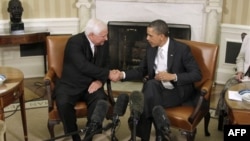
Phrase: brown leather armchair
[
  {"left": 165, "top": 39, "right": 219, "bottom": 141},
  {"left": 44, "top": 35, "right": 115, "bottom": 138}
]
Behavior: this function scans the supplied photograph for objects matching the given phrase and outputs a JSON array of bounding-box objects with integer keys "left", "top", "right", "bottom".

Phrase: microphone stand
[
  {"left": 130, "top": 113, "right": 138, "bottom": 141},
  {"left": 132, "top": 117, "right": 137, "bottom": 141},
  {"left": 111, "top": 118, "right": 120, "bottom": 141},
  {"left": 44, "top": 128, "right": 87, "bottom": 141},
  {"left": 83, "top": 122, "right": 118, "bottom": 141}
]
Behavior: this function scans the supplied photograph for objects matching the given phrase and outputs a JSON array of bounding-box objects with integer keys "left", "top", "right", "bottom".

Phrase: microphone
[
  {"left": 90, "top": 100, "right": 109, "bottom": 123},
  {"left": 112, "top": 93, "right": 129, "bottom": 124},
  {"left": 128, "top": 91, "right": 144, "bottom": 141},
  {"left": 152, "top": 105, "right": 171, "bottom": 141},
  {"left": 129, "top": 91, "right": 144, "bottom": 119},
  {"left": 83, "top": 99, "right": 109, "bottom": 141},
  {"left": 110, "top": 93, "right": 129, "bottom": 141},
  {"left": 114, "top": 93, "right": 129, "bottom": 115}
]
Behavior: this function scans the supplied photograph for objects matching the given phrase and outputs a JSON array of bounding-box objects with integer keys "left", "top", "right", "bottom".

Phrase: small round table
[
  {"left": 225, "top": 82, "right": 250, "bottom": 125},
  {"left": 0, "top": 67, "right": 27, "bottom": 141}
]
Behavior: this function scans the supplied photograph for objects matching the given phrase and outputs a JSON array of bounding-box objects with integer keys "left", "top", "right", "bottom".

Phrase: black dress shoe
[
  {"left": 156, "top": 135, "right": 167, "bottom": 141},
  {"left": 83, "top": 122, "right": 102, "bottom": 141},
  {"left": 155, "top": 129, "right": 172, "bottom": 141},
  {"left": 72, "top": 134, "right": 81, "bottom": 141},
  {"left": 128, "top": 138, "right": 148, "bottom": 141}
]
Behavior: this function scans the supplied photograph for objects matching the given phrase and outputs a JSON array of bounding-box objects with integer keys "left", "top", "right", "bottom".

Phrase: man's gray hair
[{"left": 85, "top": 18, "right": 107, "bottom": 36}]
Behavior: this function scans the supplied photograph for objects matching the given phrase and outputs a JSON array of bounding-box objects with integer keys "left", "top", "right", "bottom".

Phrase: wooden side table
[
  {"left": 225, "top": 82, "right": 250, "bottom": 125},
  {"left": 0, "top": 32, "right": 50, "bottom": 74},
  {"left": 0, "top": 67, "right": 27, "bottom": 141}
]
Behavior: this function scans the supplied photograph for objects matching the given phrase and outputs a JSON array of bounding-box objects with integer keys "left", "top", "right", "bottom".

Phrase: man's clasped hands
[
  {"left": 108, "top": 69, "right": 176, "bottom": 82},
  {"left": 88, "top": 69, "right": 122, "bottom": 94},
  {"left": 109, "top": 69, "right": 123, "bottom": 82}
]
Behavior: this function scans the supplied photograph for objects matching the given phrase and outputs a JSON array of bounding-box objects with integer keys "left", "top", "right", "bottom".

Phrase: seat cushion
[
  {"left": 166, "top": 106, "right": 197, "bottom": 131},
  {"left": 48, "top": 101, "right": 88, "bottom": 120}
]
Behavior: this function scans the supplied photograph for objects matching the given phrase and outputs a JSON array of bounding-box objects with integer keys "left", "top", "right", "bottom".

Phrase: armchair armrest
[
  {"left": 201, "top": 80, "right": 213, "bottom": 101},
  {"left": 44, "top": 68, "right": 57, "bottom": 108},
  {"left": 44, "top": 68, "right": 56, "bottom": 81},
  {"left": 106, "top": 79, "right": 115, "bottom": 106},
  {"left": 45, "top": 69, "right": 116, "bottom": 110},
  {"left": 188, "top": 79, "right": 213, "bottom": 123}
]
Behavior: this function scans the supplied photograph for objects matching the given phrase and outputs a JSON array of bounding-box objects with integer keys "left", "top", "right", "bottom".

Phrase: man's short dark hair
[{"left": 148, "top": 19, "right": 169, "bottom": 36}]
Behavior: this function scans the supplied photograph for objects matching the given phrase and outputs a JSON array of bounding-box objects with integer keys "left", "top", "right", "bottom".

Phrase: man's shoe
[
  {"left": 83, "top": 122, "right": 102, "bottom": 141},
  {"left": 128, "top": 138, "right": 148, "bottom": 141},
  {"left": 72, "top": 134, "right": 81, "bottom": 141},
  {"left": 155, "top": 130, "right": 171, "bottom": 141},
  {"left": 156, "top": 135, "right": 167, "bottom": 141}
]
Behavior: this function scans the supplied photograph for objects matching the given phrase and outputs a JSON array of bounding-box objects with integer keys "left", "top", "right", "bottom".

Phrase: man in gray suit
[
  {"left": 111, "top": 19, "right": 202, "bottom": 141},
  {"left": 55, "top": 18, "right": 115, "bottom": 141}
]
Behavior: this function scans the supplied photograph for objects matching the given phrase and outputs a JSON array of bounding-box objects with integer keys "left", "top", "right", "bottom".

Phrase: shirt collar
[
  {"left": 86, "top": 34, "right": 95, "bottom": 52},
  {"left": 159, "top": 37, "right": 170, "bottom": 52}
]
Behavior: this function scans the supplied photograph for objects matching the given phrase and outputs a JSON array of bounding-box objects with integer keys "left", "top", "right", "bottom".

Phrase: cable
[
  {"left": 4, "top": 80, "right": 46, "bottom": 119},
  {"left": 33, "top": 81, "right": 46, "bottom": 98}
]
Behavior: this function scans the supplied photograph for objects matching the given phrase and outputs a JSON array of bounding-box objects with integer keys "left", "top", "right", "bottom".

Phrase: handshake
[{"left": 109, "top": 69, "right": 123, "bottom": 82}]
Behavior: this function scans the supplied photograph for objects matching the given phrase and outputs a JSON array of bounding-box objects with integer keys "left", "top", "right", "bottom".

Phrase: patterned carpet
[
  {"left": 23, "top": 77, "right": 46, "bottom": 100},
  {"left": 2, "top": 77, "right": 224, "bottom": 141}
]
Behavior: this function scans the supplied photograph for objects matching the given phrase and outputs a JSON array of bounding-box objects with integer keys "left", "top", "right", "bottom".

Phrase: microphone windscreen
[
  {"left": 91, "top": 100, "right": 109, "bottom": 123},
  {"left": 114, "top": 93, "right": 129, "bottom": 116},
  {"left": 152, "top": 105, "right": 170, "bottom": 130},
  {"left": 129, "top": 91, "right": 144, "bottom": 117}
]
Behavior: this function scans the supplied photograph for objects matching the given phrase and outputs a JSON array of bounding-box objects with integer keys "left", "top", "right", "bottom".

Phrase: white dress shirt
[
  {"left": 236, "top": 34, "right": 250, "bottom": 74},
  {"left": 154, "top": 40, "right": 174, "bottom": 89}
]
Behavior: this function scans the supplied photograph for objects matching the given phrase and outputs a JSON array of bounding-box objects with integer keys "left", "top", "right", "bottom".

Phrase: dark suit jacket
[
  {"left": 55, "top": 32, "right": 110, "bottom": 96},
  {"left": 124, "top": 38, "right": 202, "bottom": 101}
]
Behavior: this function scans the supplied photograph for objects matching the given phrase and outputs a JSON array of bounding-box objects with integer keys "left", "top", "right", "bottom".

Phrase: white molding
[
  {"left": 0, "top": 18, "right": 79, "bottom": 78},
  {"left": 215, "top": 24, "right": 250, "bottom": 84},
  {"left": 96, "top": 0, "right": 207, "bottom": 3}
]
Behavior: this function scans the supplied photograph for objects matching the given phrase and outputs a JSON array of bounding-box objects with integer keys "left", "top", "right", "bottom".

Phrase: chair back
[
  {"left": 177, "top": 39, "right": 218, "bottom": 99},
  {"left": 46, "top": 35, "right": 71, "bottom": 78}
]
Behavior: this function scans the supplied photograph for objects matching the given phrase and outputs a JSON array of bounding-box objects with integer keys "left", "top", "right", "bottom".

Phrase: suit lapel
[
  {"left": 148, "top": 46, "right": 158, "bottom": 76},
  {"left": 82, "top": 33, "right": 94, "bottom": 62},
  {"left": 167, "top": 39, "right": 175, "bottom": 71},
  {"left": 93, "top": 46, "right": 99, "bottom": 64}
]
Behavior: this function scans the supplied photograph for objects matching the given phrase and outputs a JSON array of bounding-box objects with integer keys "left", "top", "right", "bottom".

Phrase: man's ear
[{"left": 88, "top": 33, "right": 94, "bottom": 39}]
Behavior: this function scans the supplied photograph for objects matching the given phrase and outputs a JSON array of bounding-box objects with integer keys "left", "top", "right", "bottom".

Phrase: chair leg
[
  {"left": 204, "top": 112, "right": 211, "bottom": 136},
  {"left": 47, "top": 120, "right": 60, "bottom": 138},
  {"left": 180, "top": 129, "right": 196, "bottom": 141},
  {"left": 217, "top": 110, "right": 224, "bottom": 131},
  {"left": 217, "top": 110, "right": 227, "bottom": 131}
]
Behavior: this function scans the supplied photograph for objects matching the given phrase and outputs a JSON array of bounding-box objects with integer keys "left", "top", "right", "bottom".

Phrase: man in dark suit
[
  {"left": 111, "top": 19, "right": 202, "bottom": 141},
  {"left": 54, "top": 18, "right": 114, "bottom": 141}
]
